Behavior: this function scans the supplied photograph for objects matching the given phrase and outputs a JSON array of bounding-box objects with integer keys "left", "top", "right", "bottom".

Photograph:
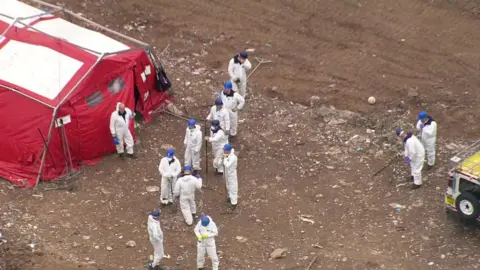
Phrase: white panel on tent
[
  {"left": 0, "top": 0, "right": 51, "bottom": 26},
  {"left": 33, "top": 18, "right": 130, "bottom": 55},
  {"left": 0, "top": 40, "right": 83, "bottom": 100}
]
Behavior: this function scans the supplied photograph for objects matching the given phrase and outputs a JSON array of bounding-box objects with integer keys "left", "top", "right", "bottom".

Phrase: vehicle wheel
[{"left": 455, "top": 193, "right": 480, "bottom": 220}]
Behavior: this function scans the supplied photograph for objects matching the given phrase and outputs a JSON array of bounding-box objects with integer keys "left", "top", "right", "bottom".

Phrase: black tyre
[{"left": 455, "top": 192, "right": 480, "bottom": 220}]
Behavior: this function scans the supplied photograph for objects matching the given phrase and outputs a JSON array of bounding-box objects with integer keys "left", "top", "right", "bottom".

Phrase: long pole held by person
[{"left": 204, "top": 120, "right": 208, "bottom": 188}]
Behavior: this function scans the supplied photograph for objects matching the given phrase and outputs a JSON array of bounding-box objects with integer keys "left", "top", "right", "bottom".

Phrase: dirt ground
[{"left": 1, "top": 0, "right": 480, "bottom": 269}]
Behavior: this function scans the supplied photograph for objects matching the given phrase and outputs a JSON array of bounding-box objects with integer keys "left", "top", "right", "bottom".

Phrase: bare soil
[{"left": 2, "top": 0, "right": 480, "bottom": 269}]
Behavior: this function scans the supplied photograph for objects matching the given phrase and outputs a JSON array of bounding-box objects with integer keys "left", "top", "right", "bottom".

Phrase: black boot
[
  {"left": 411, "top": 184, "right": 421, "bottom": 189},
  {"left": 119, "top": 153, "right": 125, "bottom": 160},
  {"left": 192, "top": 213, "right": 197, "bottom": 220},
  {"left": 427, "top": 165, "right": 434, "bottom": 170},
  {"left": 127, "top": 153, "right": 136, "bottom": 159},
  {"left": 231, "top": 204, "right": 237, "bottom": 210}
]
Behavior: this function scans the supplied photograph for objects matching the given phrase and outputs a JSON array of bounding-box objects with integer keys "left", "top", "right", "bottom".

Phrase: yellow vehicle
[{"left": 445, "top": 141, "right": 480, "bottom": 221}]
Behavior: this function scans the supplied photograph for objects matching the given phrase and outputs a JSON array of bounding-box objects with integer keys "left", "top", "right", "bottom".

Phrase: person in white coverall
[
  {"left": 147, "top": 209, "right": 164, "bottom": 270},
  {"left": 228, "top": 51, "right": 252, "bottom": 97},
  {"left": 195, "top": 215, "right": 219, "bottom": 270},
  {"left": 174, "top": 165, "right": 202, "bottom": 225},
  {"left": 222, "top": 144, "right": 239, "bottom": 208},
  {"left": 184, "top": 119, "right": 203, "bottom": 170},
  {"left": 206, "top": 98, "right": 230, "bottom": 135},
  {"left": 396, "top": 128, "right": 425, "bottom": 189},
  {"left": 158, "top": 148, "right": 182, "bottom": 205},
  {"left": 221, "top": 81, "right": 245, "bottom": 138},
  {"left": 205, "top": 120, "right": 229, "bottom": 175},
  {"left": 109, "top": 102, "right": 136, "bottom": 159},
  {"left": 416, "top": 111, "right": 437, "bottom": 169}
]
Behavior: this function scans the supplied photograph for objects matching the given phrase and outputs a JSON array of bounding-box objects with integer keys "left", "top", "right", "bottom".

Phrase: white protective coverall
[
  {"left": 206, "top": 105, "right": 230, "bottom": 135},
  {"left": 147, "top": 215, "right": 164, "bottom": 268},
  {"left": 174, "top": 174, "right": 202, "bottom": 225},
  {"left": 195, "top": 216, "right": 219, "bottom": 270},
  {"left": 404, "top": 134, "right": 425, "bottom": 185},
  {"left": 221, "top": 92, "right": 245, "bottom": 137},
  {"left": 223, "top": 149, "right": 238, "bottom": 205},
  {"left": 228, "top": 55, "right": 252, "bottom": 97},
  {"left": 184, "top": 125, "right": 202, "bottom": 170},
  {"left": 208, "top": 129, "right": 228, "bottom": 173},
  {"left": 109, "top": 103, "right": 134, "bottom": 154},
  {"left": 416, "top": 118, "right": 437, "bottom": 166},
  {"left": 158, "top": 157, "right": 181, "bottom": 203}
]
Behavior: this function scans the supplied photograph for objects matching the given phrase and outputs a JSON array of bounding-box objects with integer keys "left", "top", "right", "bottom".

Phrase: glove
[
  {"left": 232, "top": 108, "right": 238, "bottom": 113},
  {"left": 404, "top": 157, "right": 411, "bottom": 164},
  {"left": 184, "top": 144, "right": 187, "bottom": 149},
  {"left": 201, "top": 233, "right": 209, "bottom": 239},
  {"left": 233, "top": 77, "right": 240, "bottom": 83},
  {"left": 197, "top": 236, "right": 203, "bottom": 242},
  {"left": 225, "top": 130, "right": 230, "bottom": 136},
  {"left": 113, "top": 137, "right": 119, "bottom": 145},
  {"left": 167, "top": 176, "right": 173, "bottom": 181},
  {"left": 420, "top": 123, "right": 425, "bottom": 129}
]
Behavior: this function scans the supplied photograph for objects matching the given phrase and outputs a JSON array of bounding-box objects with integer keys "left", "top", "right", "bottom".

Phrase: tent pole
[
  {"left": 18, "top": 8, "right": 63, "bottom": 20},
  {"left": 35, "top": 54, "right": 106, "bottom": 186},
  {"left": 1, "top": 18, "right": 18, "bottom": 37},
  {"left": 105, "top": 47, "right": 149, "bottom": 56},
  {"left": 0, "top": 84, "right": 55, "bottom": 109},
  {"left": 28, "top": 0, "right": 149, "bottom": 47},
  {"left": 15, "top": 20, "right": 102, "bottom": 55}
]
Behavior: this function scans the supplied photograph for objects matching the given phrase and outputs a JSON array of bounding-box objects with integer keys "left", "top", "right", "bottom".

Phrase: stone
[
  {"left": 407, "top": 88, "right": 419, "bottom": 97},
  {"left": 126, "top": 240, "right": 136, "bottom": 248},
  {"left": 146, "top": 186, "right": 160, "bottom": 192},
  {"left": 236, "top": 236, "right": 247, "bottom": 243},
  {"left": 72, "top": 242, "right": 79, "bottom": 248},
  {"left": 82, "top": 235, "right": 91, "bottom": 240},
  {"left": 106, "top": 246, "right": 113, "bottom": 251},
  {"left": 309, "top": 96, "right": 321, "bottom": 107},
  {"left": 337, "top": 110, "right": 358, "bottom": 120},
  {"left": 270, "top": 248, "right": 287, "bottom": 259},
  {"left": 316, "top": 105, "right": 334, "bottom": 118}
]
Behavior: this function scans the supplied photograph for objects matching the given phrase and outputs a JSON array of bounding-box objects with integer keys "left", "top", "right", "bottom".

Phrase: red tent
[{"left": 0, "top": 0, "right": 171, "bottom": 187}]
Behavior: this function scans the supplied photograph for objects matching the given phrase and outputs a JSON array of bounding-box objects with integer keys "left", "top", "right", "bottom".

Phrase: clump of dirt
[{"left": 0, "top": 240, "right": 33, "bottom": 270}]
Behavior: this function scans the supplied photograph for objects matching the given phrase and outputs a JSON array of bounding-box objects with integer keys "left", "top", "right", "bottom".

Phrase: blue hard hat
[
  {"left": 224, "top": 81, "right": 233, "bottom": 89},
  {"left": 239, "top": 51, "right": 248, "bottom": 59},
  {"left": 188, "top": 119, "right": 196, "bottom": 126},
  {"left": 151, "top": 209, "right": 160, "bottom": 217},
  {"left": 184, "top": 165, "right": 192, "bottom": 172},
  {"left": 215, "top": 98, "right": 223, "bottom": 106},
  {"left": 223, "top": 144, "right": 232, "bottom": 151},
  {"left": 395, "top": 128, "right": 404, "bottom": 137},
  {"left": 418, "top": 111, "right": 428, "bottom": 120},
  {"left": 201, "top": 216, "right": 210, "bottom": 226},
  {"left": 167, "top": 148, "right": 175, "bottom": 157}
]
